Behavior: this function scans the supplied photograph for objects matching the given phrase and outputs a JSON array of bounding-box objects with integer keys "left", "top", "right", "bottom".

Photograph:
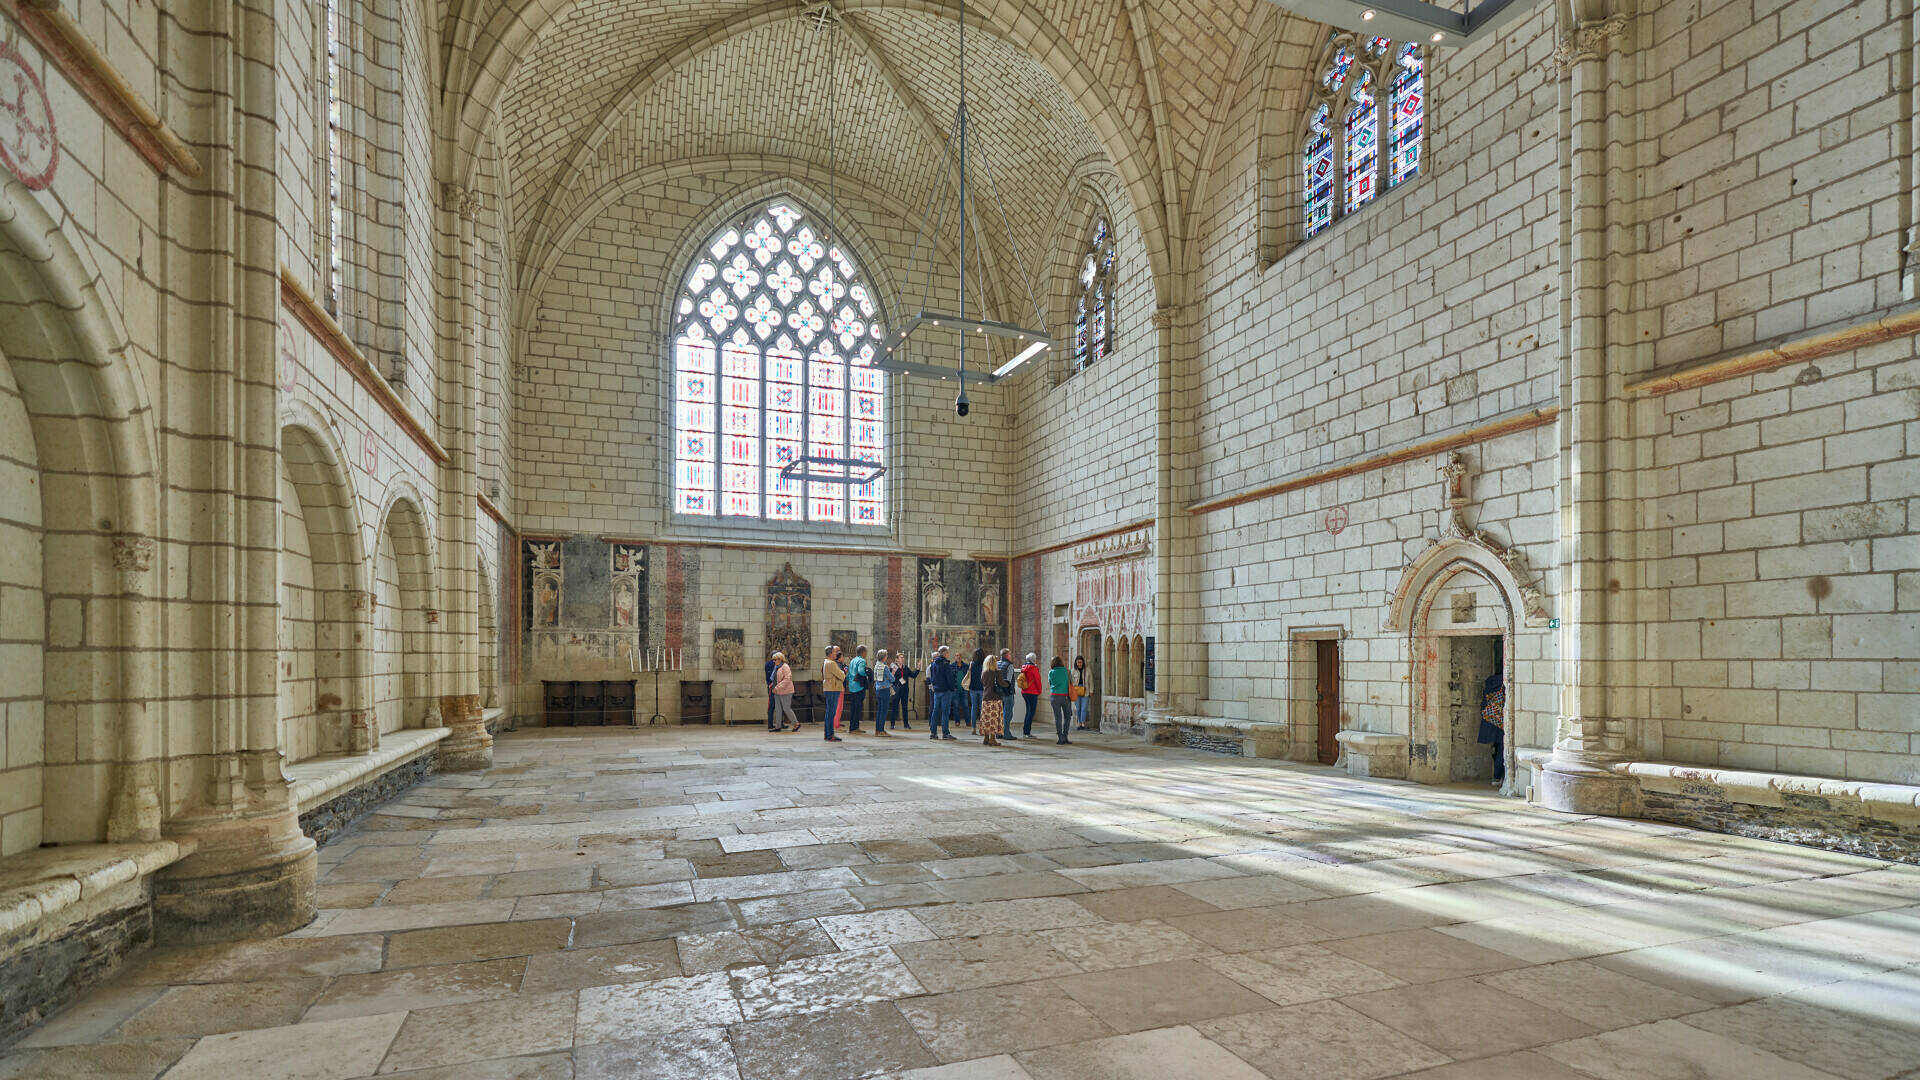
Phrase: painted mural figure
[
  {"left": 978, "top": 566, "right": 999, "bottom": 629},
  {"left": 921, "top": 564, "right": 947, "bottom": 628},
  {"left": 612, "top": 577, "right": 637, "bottom": 628},
  {"left": 534, "top": 574, "right": 560, "bottom": 627}
]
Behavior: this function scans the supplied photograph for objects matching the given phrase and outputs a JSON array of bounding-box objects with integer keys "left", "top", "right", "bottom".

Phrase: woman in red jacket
[{"left": 1018, "top": 654, "right": 1042, "bottom": 739}]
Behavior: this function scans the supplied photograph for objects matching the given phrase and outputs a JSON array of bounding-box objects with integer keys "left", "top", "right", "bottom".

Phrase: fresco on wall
[
  {"left": 713, "top": 628, "right": 745, "bottom": 671},
  {"left": 610, "top": 543, "right": 647, "bottom": 629},
  {"left": 522, "top": 535, "right": 649, "bottom": 669},
  {"left": 767, "top": 563, "right": 812, "bottom": 668},
  {"left": 918, "top": 557, "right": 1005, "bottom": 655},
  {"left": 526, "top": 541, "right": 561, "bottom": 628}
]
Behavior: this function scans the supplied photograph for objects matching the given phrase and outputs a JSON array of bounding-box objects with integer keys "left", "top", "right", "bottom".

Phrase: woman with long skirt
[{"left": 976, "top": 651, "right": 1005, "bottom": 747}]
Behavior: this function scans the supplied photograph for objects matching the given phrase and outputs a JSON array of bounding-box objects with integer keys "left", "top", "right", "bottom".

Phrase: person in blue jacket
[{"left": 926, "top": 646, "right": 958, "bottom": 741}]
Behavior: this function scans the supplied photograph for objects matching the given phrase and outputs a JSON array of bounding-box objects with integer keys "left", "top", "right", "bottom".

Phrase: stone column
[
  {"left": 106, "top": 535, "right": 161, "bottom": 843},
  {"left": 152, "top": 0, "right": 316, "bottom": 942},
  {"left": 1538, "top": 7, "right": 1641, "bottom": 815},
  {"left": 1147, "top": 301, "right": 1204, "bottom": 719},
  {"left": 434, "top": 183, "right": 491, "bottom": 770}
]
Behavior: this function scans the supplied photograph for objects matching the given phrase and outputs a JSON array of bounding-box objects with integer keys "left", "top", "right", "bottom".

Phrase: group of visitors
[{"left": 763, "top": 645, "right": 1093, "bottom": 747}]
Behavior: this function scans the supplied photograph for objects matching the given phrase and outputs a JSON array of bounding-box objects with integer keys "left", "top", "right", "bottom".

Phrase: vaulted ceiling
[{"left": 449, "top": 0, "right": 1338, "bottom": 314}]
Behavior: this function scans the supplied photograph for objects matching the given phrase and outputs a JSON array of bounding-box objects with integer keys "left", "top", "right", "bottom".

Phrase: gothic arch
[{"left": 0, "top": 174, "right": 163, "bottom": 845}]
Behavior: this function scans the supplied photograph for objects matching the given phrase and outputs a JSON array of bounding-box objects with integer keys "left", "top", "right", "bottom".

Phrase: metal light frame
[
  {"left": 778, "top": 454, "right": 885, "bottom": 486},
  {"left": 1260, "top": 0, "right": 1543, "bottom": 50},
  {"left": 871, "top": 0, "right": 1053, "bottom": 392}
]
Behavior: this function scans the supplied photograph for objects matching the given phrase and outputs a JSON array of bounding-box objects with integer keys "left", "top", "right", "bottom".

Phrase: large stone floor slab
[{"left": 6, "top": 726, "right": 1920, "bottom": 1079}]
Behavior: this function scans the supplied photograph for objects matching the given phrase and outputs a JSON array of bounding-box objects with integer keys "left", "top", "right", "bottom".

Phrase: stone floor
[{"left": 8, "top": 726, "right": 1920, "bottom": 1080}]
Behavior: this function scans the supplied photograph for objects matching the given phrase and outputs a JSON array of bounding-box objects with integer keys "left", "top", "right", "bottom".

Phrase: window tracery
[
  {"left": 1303, "top": 33, "right": 1424, "bottom": 239},
  {"left": 671, "top": 199, "right": 887, "bottom": 526},
  {"left": 1072, "top": 217, "right": 1116, "bottom": 373}
]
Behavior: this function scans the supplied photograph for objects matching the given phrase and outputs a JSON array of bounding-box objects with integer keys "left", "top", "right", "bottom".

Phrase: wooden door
[{"left": 1315, "top": 640, "right": 1340, "bottom": 765}]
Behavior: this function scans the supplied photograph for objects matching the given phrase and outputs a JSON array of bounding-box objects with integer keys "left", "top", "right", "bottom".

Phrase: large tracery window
[
  {"left": 1304, "top": 33, "right": 1424, "bottom": 240},
  {"left": 1072, "top": 217, "right": 1117, "bottom": 373},
  {"left": 671, "top": 199, "right": 887, "bottom": 526}
]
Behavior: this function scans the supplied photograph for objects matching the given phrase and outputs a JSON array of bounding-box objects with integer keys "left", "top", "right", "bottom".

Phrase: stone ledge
[
  {"left": 285, "top": 727, "right": 450, "bottom": 814},
  {"left": 1335, "top": 729, "right": 1408, "bottom": 778},
  {"left": 1143, "top": 715, "right": 1289, "bottom": 758},
  {"left": 1614, "top": 761, "right": 1920, "bottom": 823},
  {"left": 482, "top": 707, "right": 508, "bottom": 735},
  {"left": 0, "top": 841, "right": 194, "bottom": 946}
]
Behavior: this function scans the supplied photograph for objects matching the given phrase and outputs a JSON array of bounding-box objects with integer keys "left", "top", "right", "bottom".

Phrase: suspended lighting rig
[{"left": 872, "top": 0, "right": 1054, "bottom": 408}]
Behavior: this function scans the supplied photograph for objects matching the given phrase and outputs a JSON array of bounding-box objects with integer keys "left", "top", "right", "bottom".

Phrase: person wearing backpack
[
  {"left": 1048, "top": 656, "right": 1074, "bottom": 744},
  {"left": 995, "top": 649, "right": 1019, "bottom": 740},
  {"left": 847, "top": 645, "right": 882, "bottom": 736},
  {"left": 1018, "top": 654, "right": 1043, "bottom": 738}
]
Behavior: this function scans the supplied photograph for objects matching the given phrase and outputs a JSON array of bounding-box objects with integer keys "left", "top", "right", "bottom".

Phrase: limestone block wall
[
  {"left": 1637, "top": 336, "right": 1920, "bottom": 784},
  {"left": 514, "top": 168, "right": 1012, "bottom": 554},
  {"left": 1009, "top": 167, "right": 1160, "bottom": 554},
  {"left": 0, "top": 358, "right": 44, "bottom": 857}
]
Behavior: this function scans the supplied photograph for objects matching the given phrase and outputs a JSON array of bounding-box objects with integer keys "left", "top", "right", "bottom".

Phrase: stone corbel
[
  {"left": 441, "top": 183, "right": 484, "bottom": 223},
  {"left": 1150, "top": 307, "right": 1176, "bottom": 330},
  {"left": 1549, "top": 13, "right": 1630, "bottom": 73},
  {"left": 112, "top": 533, "right": 156, "bottom": 572}
]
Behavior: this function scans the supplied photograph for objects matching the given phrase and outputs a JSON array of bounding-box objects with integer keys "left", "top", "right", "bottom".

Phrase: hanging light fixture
[
  {"left": 779, "top": 1, "right": 890, "bottom": 491},
  {"left": 873, "top": 0, "right": 1053, "bottom": 405}
]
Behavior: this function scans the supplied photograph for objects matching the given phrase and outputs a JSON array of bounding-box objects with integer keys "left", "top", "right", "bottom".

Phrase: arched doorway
[
  {"left": 0, "top": 352, "right": 44, "bottom": 857},
  {"left": 1078, "top": 627, "right": 1102, "bottom": 728},
  {"left": 1389, "top": 538, "right": 1527, "bottom": 794}
]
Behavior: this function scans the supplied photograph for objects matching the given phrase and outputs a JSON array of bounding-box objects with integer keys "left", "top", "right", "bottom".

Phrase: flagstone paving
[{"left": 6, "top": 726, "right": 1920, "bottom": 1079}]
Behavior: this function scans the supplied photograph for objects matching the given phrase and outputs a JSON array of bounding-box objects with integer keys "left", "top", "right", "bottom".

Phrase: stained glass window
[
  {"left": 1303, "top": 32, "right": 1424, "bottom": 240},
  {"left": 1389, "top": 44, "right": 1425, "bottom": 189},
  {"left": 1072, "top": 217, "right": 1117, "bottom": 374},
  {"left": 671, "top": 199, "right": 886, "bottom": 525},
  {"left": 325, "top": 0, "right": 344, "bottom": 313}
]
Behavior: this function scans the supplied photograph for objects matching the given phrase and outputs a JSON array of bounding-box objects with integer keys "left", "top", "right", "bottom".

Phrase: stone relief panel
[
  {"left": 766, "top": 563, "right": 812, "bottom": 668},
  {"left": 713, "top": 628, "right": 745, "bottom": 671},
  {"left": 522, "top": 535, "right": 649, "bottom": 672},
  {"left": 917, "top": 557, "right": 1006, "bottom": 656}
]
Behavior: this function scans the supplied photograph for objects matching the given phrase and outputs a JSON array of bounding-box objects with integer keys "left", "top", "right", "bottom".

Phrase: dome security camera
[{"left": 955, "top": 389, "right": 970, "bottom": 418}]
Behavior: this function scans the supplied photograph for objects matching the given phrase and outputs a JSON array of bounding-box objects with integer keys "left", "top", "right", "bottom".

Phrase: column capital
[{"left": 1549, "top": 13, "right": 1630, "bottom": 73}]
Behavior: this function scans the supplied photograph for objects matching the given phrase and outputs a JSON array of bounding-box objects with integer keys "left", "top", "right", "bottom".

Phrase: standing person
[
  {"left": 766, "top": 651, "right": 782, "bottom": 731},
  {"left": 1072, "top": 655, "right": 1090, "bottom": 730},
  {"left": 768, "top": 653, "right": 799, "bottom": 731},
  {"left": 1019, "top": 653, "right": 1043, "bottom": 739},
  {"left": 873, "top": 649, "right": 893, "bottom": 738},
  {"left": 848, "top": 645, "right": 882, "bottom": 736},
  {"left": 1006, "top": 641, "right": 1021, "bottom": 734},
  {"left": 822, "top": 645, "right": 846, "bottom": 743},
  {"left": 976, "top": 655, "right": 1005, "bottom": 746},
  {"left": 967, "top": 649, "right": 987, "bottom": 731},
  {"left": 891, "top": 655, "right": 920, "bottom": 730},
  {"left": 926, "top": 646, "right": 956, "bottom": 741},
  {"left": 1479, "top": 669, "right": 1506, "bottom": 786},
  {"left": 1048, "top": 656, "right": 1073, "bottom": 744}
]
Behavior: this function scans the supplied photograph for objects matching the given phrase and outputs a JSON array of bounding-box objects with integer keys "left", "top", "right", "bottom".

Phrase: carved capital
[
  {"left": 1550, "top": 13, "right": 1630, "bottom": 72},
  {"left": 441, "top": 183, "right": 484, "bottom": 223},
  {"left": 1150, "top": 306, "right": 1176, "bottom": 330},
  {"left": 112, "top": 533, "right": 155, "bottom": 572}
]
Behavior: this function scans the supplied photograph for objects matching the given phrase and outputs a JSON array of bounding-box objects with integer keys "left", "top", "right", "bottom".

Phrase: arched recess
[
  {"left": 476, "top": 552, "right": 500, "bottom": 711},
  {"left": 1132, "top": 634, "right": 1145, "bottom": 702},
  {"left": 278, "top": 413, "right": 369, "bottom": 760},
  {"left": 373, "top": 487, "right": 436, "bottom": 737},
  {"left": 1388, "top": 537, "right": 1533, "bottom": 795},
  {"left": 0, "top": 175, "right": 162, "bottom": 847},
  {"left": 1116, "top": 636, "right": 1133, "bottom": 698},
  {"left": 443, "top": 0, "right": 1175, "bottom": 308}
]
